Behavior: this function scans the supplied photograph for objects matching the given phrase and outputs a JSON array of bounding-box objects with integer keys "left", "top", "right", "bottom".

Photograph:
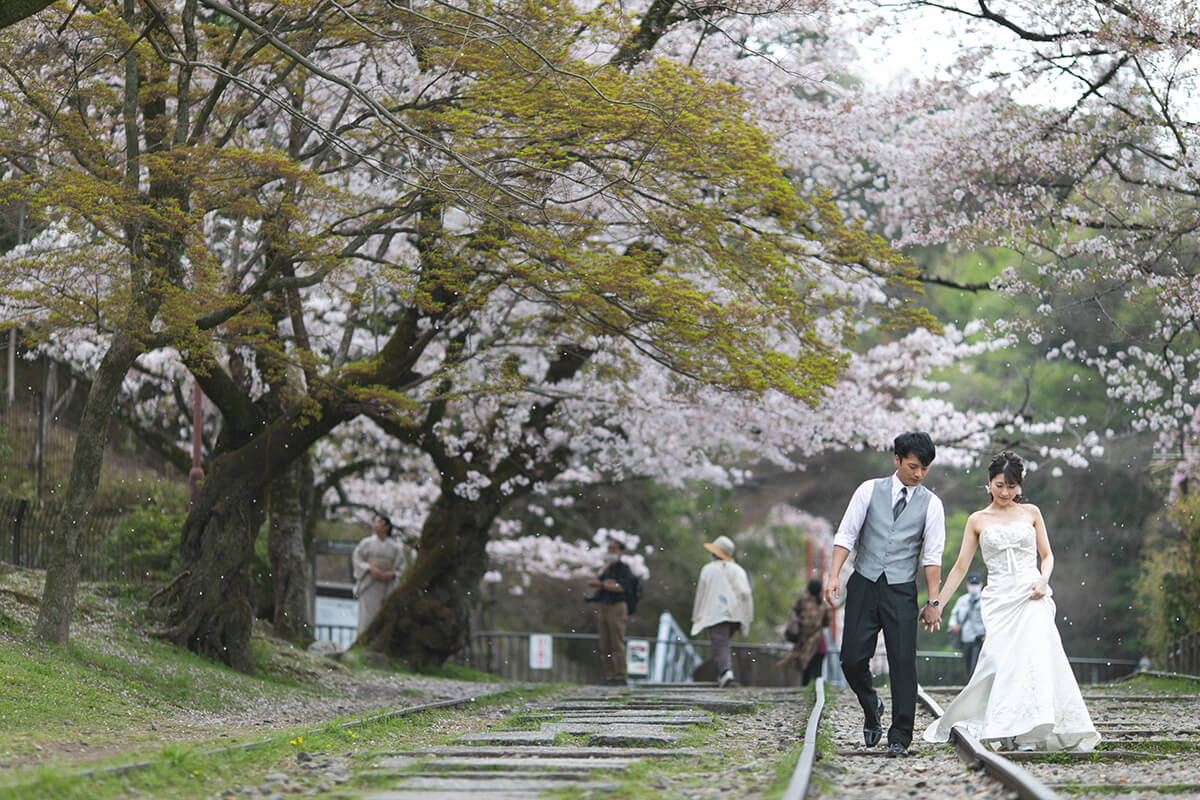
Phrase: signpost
[{"left": 530, "top": 634, "right": 553, "bottom": 670}]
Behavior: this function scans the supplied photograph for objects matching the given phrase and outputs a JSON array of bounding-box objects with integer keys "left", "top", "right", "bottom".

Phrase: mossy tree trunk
[
  {"left": 35, "top": 331, "right": 142, "bottom": 643},
  {"left": 360, "top": 488, "right": 503, "bottom": 669},
  {"left": 362, "top": 345, "right": 593, "bottom": 668},
  {"left": 268, "top": 456, "right": 314, "bottom": 642},
  {"left": 156, "top": 405, "right": 344, "bottom": 673}
]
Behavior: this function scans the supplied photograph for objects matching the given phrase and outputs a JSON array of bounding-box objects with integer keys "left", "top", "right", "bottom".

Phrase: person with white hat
[{"left": 690, "top": 535, "right": 754, "bottom": 688}]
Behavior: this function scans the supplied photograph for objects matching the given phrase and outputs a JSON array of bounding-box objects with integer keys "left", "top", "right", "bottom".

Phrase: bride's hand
[{"left": 1030, "top": 578, "right": 1050, "bottom": 599}]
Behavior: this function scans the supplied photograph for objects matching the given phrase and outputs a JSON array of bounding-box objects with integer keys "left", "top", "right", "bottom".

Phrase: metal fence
[
  {"left": 1166, "top": 629, "right": 1200, "bottom": 676},
  {"left": 453, "top": 631, "right": 1138, "bottom": 686},
  {"left": 0, "top": 495, "right": 124, "bottom": 581},
  {"left": 917, "top": 649, "right": 1138, "bottom": 686}
]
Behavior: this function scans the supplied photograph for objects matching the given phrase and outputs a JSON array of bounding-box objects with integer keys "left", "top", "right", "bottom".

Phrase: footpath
[{"left": 344, "top": 683, "right": 808, "bottom": 800}]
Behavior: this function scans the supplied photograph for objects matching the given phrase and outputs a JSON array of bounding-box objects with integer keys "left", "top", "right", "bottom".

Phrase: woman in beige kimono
[{"left": 352, "top": 513, "right": 406, "bottom": 635}]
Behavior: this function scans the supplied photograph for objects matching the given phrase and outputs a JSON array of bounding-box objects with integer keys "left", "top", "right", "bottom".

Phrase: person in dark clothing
[
  {"left": 780, "top": 578, "right": 829, "bottom": 685},
  {"left": 587, "top": 538, "right": 635, "bottom": 684}
]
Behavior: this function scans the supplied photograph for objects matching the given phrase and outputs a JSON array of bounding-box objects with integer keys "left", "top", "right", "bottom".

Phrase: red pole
[
  {"left": 806, "top": 539, "right": 814, "bottom": 579},
  {"left": 188, "top": 380, "right": 204, "bottom": 508}
]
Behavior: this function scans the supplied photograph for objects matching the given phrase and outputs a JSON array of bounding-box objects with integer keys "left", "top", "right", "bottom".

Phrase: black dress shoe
[
  {"left": 863, "top": 696, "right": 884, "bottom": 747},
  {"left": 887, "top": 742, "right": 909, "bottom": 757}
]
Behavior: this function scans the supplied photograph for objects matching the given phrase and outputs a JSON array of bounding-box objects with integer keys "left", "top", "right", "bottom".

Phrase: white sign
[
  {"left": 626, "top": 639, "right": 650, "bottom": 677},
  {"left": 529, "top": 634, "right": 554, "bottom": 670}
]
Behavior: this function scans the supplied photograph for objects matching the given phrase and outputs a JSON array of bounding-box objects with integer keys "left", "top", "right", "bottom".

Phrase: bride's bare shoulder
[{"left": 964, "top": 510, "right": 989, "bottom": 532}]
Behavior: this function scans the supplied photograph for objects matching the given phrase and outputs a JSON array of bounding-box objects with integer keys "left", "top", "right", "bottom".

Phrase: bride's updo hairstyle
[{"left": 988, "top": 451, "right": 1025, "bottom": 502}]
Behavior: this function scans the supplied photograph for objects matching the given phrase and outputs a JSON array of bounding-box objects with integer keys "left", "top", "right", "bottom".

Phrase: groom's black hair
[{"left": 894, "top": 432, "right": 936, "bottom": 466}]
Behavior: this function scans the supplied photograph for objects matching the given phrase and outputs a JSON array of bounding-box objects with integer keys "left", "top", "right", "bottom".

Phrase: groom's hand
[
  {"left": 919, "top": 603, "right": 942, "bottom": 631},
  {"left": 822, "top": 576, "right": 841, "bottom": 607}
]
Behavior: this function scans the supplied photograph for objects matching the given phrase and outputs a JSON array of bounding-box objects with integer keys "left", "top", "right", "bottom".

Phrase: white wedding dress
[{"left": 923, "top": 522, "right": 1100, "bottom": 751}]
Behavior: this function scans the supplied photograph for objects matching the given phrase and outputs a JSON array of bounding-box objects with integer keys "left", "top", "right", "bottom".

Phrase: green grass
[
  {"left": 1115, "top": 674, "right": 1200, "bottom": 694},
  {"left": 0, "top": 565, "right": 547, "bottom": 800},
  {"left": 0, "top": 601, "right": 335, "bottom": 761}
]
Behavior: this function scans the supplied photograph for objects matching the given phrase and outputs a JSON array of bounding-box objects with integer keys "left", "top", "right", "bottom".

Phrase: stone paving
[{"left": 353, "top": 683, "right": 739, "bottom": 799}]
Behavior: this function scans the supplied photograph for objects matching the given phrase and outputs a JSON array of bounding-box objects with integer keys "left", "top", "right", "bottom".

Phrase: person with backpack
[
  {"left": 586, "top": 538, "right": 638, "bottom": 685},
  {"left": 691, "top": 535, "right": 754, "bottom": 688}
]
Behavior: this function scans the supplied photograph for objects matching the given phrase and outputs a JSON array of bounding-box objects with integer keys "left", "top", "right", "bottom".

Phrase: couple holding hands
[{"left": 824, "top": 432, "right": 1099, "bottom": 756}]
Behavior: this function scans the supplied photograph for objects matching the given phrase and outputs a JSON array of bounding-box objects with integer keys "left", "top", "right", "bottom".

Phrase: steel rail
[
  {"left": 781, "top": 676, "right": 826, "bottom": 800},
  {"left": 918, "top": 687, "right": 1060, "bottom": 800}
]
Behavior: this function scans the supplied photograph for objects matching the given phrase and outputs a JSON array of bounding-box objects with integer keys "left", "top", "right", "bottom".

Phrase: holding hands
[{"left": 919, "top": 602, "right": 942, "bottom": 632}]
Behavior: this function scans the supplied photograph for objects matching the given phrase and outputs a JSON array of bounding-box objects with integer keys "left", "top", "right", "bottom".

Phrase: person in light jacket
[
  {"left": 352, "top": 513, "right": 406, "bottom": 635},
  {"left": 691, "top": 535, "right": 754, "bottom": 688}
]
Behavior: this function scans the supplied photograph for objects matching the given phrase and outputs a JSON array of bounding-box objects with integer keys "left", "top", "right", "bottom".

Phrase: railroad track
[{"left": 788, "top": 674, "right": 1200, "bottom": 800}]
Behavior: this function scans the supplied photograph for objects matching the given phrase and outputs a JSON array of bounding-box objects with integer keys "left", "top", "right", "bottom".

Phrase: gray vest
[{"left": 853, "top": 479, "right": 932, "bottom": 584}]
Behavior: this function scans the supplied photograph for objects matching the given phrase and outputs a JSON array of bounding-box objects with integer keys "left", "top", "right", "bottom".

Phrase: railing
[
  {"left": 457, "top": 629, "right": 840, "bottom": 686},
  {"left": 918, "top": 650, "right": 1139, "bottom": 686},
  {"left": 1166, "top": 629, "right": 1200, "bottom": 675},
  {"left": 0, "top": 496, "right": 123, "bottom": 581},
  {"left": 309, "top": 623, "right": 1140, "bottom": 686},
  {"left": 314, "top": 624, "right": 357, "bottom": 651},
  {"left": 650, "top": 611, "right": 703, "bottom": 683}
]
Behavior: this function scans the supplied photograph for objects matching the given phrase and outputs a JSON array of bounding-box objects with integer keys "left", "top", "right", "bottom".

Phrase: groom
[{"left": 823, "top": 432, "right": 945, "bottom": 757}]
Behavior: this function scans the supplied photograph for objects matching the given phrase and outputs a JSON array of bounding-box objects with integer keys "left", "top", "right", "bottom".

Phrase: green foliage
[
  {"left": 103, "top": 505, "right": 186, "bottom": 583},
  {"left": 1134, "top": 494, "right": 1200, "bottom": 662},
  {"left": 737, "top": 514, "right": 831, "bottom": 643}
]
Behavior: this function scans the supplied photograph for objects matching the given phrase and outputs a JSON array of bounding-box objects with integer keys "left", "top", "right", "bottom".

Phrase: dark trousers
[
  {"left": 801, "top": 653, "right": 823, "bottom": 686},
  {"left": 962, "top": 637, "right": 983, "bottom": 678},
  {"left": 840, "top": 571, "right": 918, "bottom": 747},
  {"left": 708, "top": 620, "right": 739, "bottom": 675}
]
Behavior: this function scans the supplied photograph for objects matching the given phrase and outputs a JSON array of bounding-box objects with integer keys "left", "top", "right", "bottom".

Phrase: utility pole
[{"left": 188, "top": 381, "right": 204, "bottom": 508}]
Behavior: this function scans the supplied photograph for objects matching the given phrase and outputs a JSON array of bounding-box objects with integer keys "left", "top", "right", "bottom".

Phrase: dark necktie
[{"left": 893, "top": 487, "right": 908, "bottom": 520}]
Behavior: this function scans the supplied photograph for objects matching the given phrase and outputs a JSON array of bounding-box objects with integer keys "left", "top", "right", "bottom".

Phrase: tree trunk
[
  {"left": 157, "top": 448, "right": 267, "bottom": 674},
  {"left": 156, "top": 401, "right": 344, "bottom": 672},
  {"left": 35, "top": 332, "right": 142, "bottom": 644},
  {"left": 0, "top": 0, "right": 54, "bottom": 31},
  {"left": 363, "top": 492, "right": 500, "bottom": 669},
  {"left": 268, "top": 456, "right": 313, "bottom": 642}
]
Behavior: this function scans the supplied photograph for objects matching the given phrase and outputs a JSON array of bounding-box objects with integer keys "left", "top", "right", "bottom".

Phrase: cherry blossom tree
[
  {"left": 823, "top": 0, "right": 1200, "bottom": 453},
  {"left": 2, "top": 0, "right": 1101, "bottom": 672}
]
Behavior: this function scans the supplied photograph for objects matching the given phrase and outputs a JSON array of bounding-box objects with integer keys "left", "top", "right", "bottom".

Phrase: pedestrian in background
[
  {"left": 587, "top": 538, "right": 636, "bottom": 685},
  {"left": 949, "top": 572, "right": 986, "bottom": 678},
  {"left": 780, "top": 578, "right": 828, "bottom": 686},
  {"left": 352, "top": 513, "right": 406, "bottom": 635},
  {"left": 691, "top": 535, "right": 754, "bottom": 688}
]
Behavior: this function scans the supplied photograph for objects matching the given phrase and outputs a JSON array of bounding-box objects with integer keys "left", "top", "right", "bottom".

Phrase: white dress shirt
[{"left": 832, "top": 474, "right": 946, "bottom": 568}]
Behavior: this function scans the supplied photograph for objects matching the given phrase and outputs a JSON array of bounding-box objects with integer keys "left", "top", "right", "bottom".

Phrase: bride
[{"left": 924, "top": 452, "right": 1100, "bottom": 751}]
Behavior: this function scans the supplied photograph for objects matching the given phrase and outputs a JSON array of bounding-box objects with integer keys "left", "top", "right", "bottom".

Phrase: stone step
[
  {"left": 387, "top": 746, "right": 713, "bottom": 759},
  {"left": 362, "top": 791, "right": 545, "bottom": 799},
  {"left": 385, "top": 776, "right": 621, "bottom": 792},
  {"left": 393, "top": 756, "right": 641, "bottom": 772},
  {"left": 455, "top": 731, "right": 556, "bottom": 746},
  {"left": 533, "top": 709, "right": 712, "bottom": 723},
  {"left": 538, "top": 722, "right": 681, "bottom": 744}
]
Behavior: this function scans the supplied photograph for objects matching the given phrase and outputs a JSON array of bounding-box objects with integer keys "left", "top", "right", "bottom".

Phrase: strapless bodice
[{"left": 980, "top": 522, "right": 1038, "bottom": 578}]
